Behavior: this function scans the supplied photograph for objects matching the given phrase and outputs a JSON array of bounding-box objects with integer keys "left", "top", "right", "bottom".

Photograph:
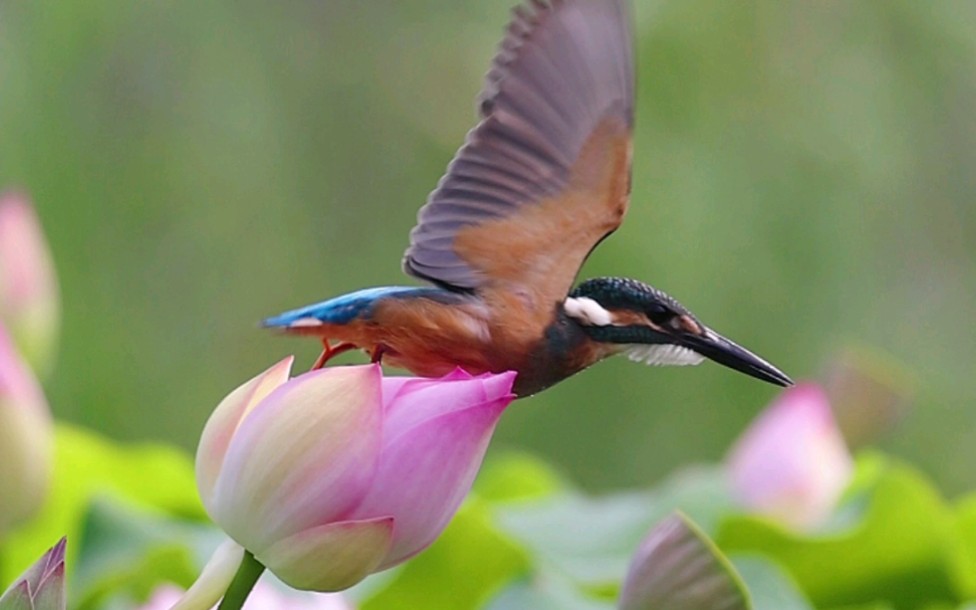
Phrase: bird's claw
[{"left": 311, "top": 340, "right": 356, "bottom": 371}]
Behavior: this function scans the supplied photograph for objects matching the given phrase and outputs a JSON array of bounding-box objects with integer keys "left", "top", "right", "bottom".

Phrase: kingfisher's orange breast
[
  {"left": 374, "top": 297, "right": 615, "bottom": 396},
  {"left": 366, "top": 297, "right": 502, "bottom": 377}
]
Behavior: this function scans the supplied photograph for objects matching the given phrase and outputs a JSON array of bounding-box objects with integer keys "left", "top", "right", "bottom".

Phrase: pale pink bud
[
  {"left": 0, "top": 192, "right": 60, "bottom": 371},
  {"left": 727, "top": 383, "right": 853, "bottom": 529},
  {"left": 195, "top": 361, "right": 515, "bottom": 592},
  {"left": 0, "top": 537, "right": 66, "bottom": 610},
  {"left": 0, "top": 323, "right": 53, "bottom": 534}
]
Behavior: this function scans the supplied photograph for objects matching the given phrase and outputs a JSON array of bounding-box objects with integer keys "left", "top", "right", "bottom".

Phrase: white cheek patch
[
  {"left": 563, "top": 296, "right": 613, "bottom": 327},
  {"left": 626, "top": 344, "right": 705, "bottom": 367}
]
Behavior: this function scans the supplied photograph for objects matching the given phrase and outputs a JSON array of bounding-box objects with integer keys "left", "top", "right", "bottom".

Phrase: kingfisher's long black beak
[
  {"left": 569, "top": 277, "right": 793, "bottom": 387},
  {"left": 681, "top": 327, "right": 793, "bottom": 387}
]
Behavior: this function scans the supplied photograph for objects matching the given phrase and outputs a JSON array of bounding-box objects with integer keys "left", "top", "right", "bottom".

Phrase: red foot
[
  {"left": 310, "top": 340, "right": 356, "bottom": 371},
  {"left": 370, "top": 344, "right": 387, "bottom": 364}
]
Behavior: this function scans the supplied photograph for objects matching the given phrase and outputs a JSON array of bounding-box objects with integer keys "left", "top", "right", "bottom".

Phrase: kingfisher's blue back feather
[{"left": 263, "top": 286, "right": 463, "bottom": 327}]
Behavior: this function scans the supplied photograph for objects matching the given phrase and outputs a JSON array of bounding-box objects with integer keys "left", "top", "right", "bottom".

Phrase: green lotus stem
[{"left": 217, "top": 550, "right": 265, "bottom": 610}]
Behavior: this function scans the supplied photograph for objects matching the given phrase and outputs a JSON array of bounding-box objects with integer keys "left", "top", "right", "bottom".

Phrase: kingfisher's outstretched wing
[{"left": 403, "top": 0, "right": 634, "bottom": 316}]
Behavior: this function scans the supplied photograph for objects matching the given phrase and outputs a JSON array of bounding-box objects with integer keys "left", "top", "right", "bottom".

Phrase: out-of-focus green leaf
[
  {"left": 79, "top": 548, "right": 191, "bottom": 610},
  {"left": 485, "top": 576, "right": 612, "bottom": 610},
  {"left": 72, "top": 498, "right": 221, "bottom": 610},
  {"left": 1, "top": 424, "right": 205, "bottom": 585},
  {"left": 949, "top": 494, "right": 976, "bottom": 598},
  {"left": 493, "top": 466, "right": 731, "bottom": 586},
  {"left": 813, "top": 453, "right": 886, "bottom": 534},
  {"left": 731, "top": 555, "right": 813, "bottom": 610},
  {"left": 475, "top": 452, "right": 566, "bottom": 503},
  {"left": 917, "top": 603, "right": 976, "bottom": 610},
  {"left": 360, "top": 495, "right": 529, "bottom": 610},
  {"left": 494, "top": 490, "right": 654, "bottom": 586},
  {"left": 619, "top": 512, "right": 750, "bottom": 610},
  {"left": 717, "top": 455, "right": 956, "bottom": 609}
]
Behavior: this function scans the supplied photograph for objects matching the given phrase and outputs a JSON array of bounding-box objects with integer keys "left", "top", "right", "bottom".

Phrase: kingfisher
[{"left": 264, "top": 0, "right": 793, "bottom": 397}]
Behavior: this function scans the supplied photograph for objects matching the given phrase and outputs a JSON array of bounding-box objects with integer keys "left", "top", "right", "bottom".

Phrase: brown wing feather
[
  {"left": 455, "top": 115, "right": 631, "bottom": 331},
  {"left": 403, "top": 0, "right": 635, "bottom": 318}
]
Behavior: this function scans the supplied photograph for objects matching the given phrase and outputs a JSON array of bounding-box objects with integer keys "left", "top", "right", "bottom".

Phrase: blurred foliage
[
  {"left": 1, "top": 0, "right": 975, "bottom": 496},
  {"left": 360, "top": 497, "right": 529, "bottom": 610},
  {"left": 10, "top": 445, "right": 976, "bottom": 609},
  {"left": 447, "top": 453, "right": 976, "bottom": 610},
  {"left": 719, "top": 453, "right": 962, "bottom": 609},
  {"left": 0, "top": 425, "right": 204, "bottom": 587}
]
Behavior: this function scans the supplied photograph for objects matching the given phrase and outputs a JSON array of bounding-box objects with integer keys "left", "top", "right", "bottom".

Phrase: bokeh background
[{"left": 1, "top": 0, "right": 974, "bottom": 493}]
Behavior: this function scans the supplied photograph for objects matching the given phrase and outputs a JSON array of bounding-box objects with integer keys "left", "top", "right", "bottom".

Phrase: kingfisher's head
[{"left": 564, "top": 277, "right": 793, "bottom": 387}]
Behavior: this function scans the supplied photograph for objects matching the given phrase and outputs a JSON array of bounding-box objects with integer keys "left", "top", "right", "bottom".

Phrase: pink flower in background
[
  {"left": 194, "top": 360, "right": 515, "bottom": 594},
  {"left": 142, "top": 581, "right": 354, "bottom": 610},
  {"left": 0, "top": 323, "right": 53, "bottom": 535},
  {"left": 727, "top": 383, "right": 853, "bottom": 529},
  {"left": 0, "top": 191, "right": 60, "bottom": 372},
  {"left": 0, "top": 538, "right": 66, "bottom": 610}
]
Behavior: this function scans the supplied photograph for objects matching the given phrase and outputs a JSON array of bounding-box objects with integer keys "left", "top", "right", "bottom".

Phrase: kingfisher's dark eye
[{"left": 646, "top": 303, "right": 673, "bottom": 326}]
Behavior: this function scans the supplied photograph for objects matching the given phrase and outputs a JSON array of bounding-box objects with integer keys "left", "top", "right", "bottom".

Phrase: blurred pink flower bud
[
  {"left": 0, "top": 192, "right": 60, "bottom": 372},
  {"left": 195, "top": 360, "right": 515, "bottom": 592},
  {"left": 0, "top": 323, "right": 53, "bottom": 535},
  {"left": 0, "top": 537, "right": 66, "bottom": 610},
  {"left": 727, "top": 383, "right": 853, "bottom": 530},
  {"left": 141, "top": 581, "right": 354, "bottom": 610}
]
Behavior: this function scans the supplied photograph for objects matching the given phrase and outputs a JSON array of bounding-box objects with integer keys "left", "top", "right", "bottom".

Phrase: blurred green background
[{"left": 1, "top": 0, "right": 974, "bottom": 493}]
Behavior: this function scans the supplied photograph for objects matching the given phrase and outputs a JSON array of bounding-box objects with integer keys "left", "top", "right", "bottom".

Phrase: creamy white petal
[{"left": 171, "top": 539, "right": 244, "bottom": 610}]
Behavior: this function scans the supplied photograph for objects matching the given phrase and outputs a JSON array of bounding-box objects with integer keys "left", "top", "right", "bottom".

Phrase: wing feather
[{"left": 403, "top": 0, "right": 634, "bottom": 310}]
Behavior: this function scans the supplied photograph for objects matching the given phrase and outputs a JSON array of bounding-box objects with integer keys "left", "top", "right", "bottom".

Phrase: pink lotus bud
[
  {"left": 141, "top": 581, "right": 354, "bottom": 610},
  {"left": 0, "top": 323, "right": 53, "bottom": 535},
  {"left": 196, "top": 360, "right": 515, "bottom": 592},
  {"left": 0, "top": 537, "right": 66, "bottom": 610},
  {"left": 727, "top": 383, "right": 853, "bottom": 530},
  {"left": 0, "top": 192, "right": 60, "bottom": 372}
]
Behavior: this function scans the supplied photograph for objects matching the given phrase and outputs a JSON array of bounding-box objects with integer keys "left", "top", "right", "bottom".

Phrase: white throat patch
[
  {"left": 563, "top": 296, "right": 613, "bottom": 327},
  {"left": 626, "top": 344, "right": 705, "bottom": 367}
]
